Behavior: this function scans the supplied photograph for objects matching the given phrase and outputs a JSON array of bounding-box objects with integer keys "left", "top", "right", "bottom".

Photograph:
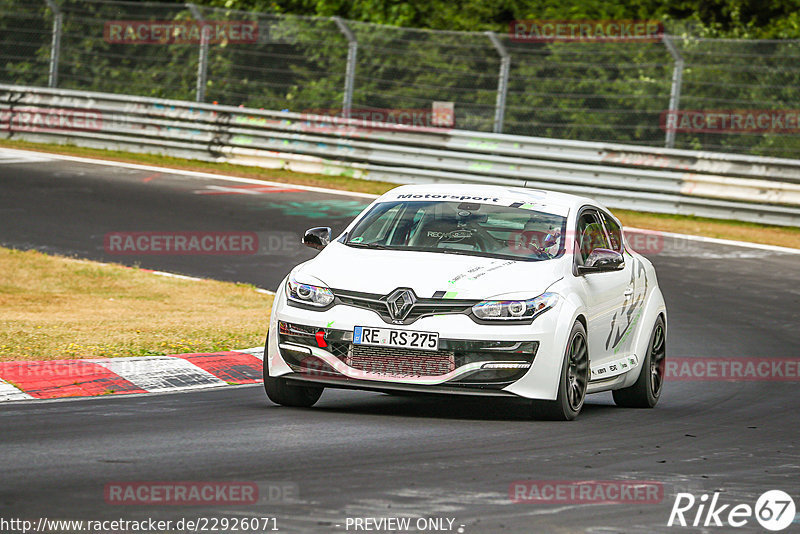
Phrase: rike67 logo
[{"left": 668, "top": 490, "right": 796, "bottom": 531}]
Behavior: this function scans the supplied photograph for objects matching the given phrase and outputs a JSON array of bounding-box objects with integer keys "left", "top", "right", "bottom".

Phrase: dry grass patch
[
  {"left": 0, "top": 247, "right": 272, "bottom": 361},
  {"left": 615, "top": 209, "right": 800, "bottom": 250}
]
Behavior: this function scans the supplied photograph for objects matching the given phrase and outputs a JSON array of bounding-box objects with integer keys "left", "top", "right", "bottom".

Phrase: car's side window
[
  {"left": 599, "top": 211, "right": 623, "bottom": 252},
  {"left": 576, "top": 210, "right": 611, "bottom": 264}
]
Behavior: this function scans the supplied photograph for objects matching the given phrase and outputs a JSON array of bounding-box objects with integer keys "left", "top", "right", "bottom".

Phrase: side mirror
[
  {"left": 578, "top": 248, "right": 624, "bottom": 274},
  {"left": 302, "top": 227, "right": 331, "bottom": 250}
]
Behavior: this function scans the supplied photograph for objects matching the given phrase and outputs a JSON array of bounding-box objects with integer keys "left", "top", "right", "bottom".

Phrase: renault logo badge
[{"left": 386, "top": 289, "right": 416, "bottom": 321}]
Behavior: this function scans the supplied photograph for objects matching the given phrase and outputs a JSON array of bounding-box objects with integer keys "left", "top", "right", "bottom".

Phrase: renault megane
[{"left": 263, "top": 184, "right": 667, "bottom": 420}]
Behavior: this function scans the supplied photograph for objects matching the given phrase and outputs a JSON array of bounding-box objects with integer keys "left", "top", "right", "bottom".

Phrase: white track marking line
[
  {"left": 95, "top": 356, "right": 227, "bottom": 393},
  {"left": 194, "top": 184, "right": 295, "bottom": 195},
  {"left": 627, "top": 227, "right": 800, "bottom": 255},
  {"left": 236, "top": 347, "right": 265, "bottom": 360},
  {"left": 2, "top": 382, "right": 263, "bottom": 405},
  {"left": 7, "top": 147, "right": 797, "bottom": 253},
  {"left": 0, "top": 158, "right": 47, "bottom": 164},
  {"left": 0, "top": 378, "right": 33, "bottom": 401},
  {"left": 145, "top": 269, "right": 274, "bottom": 295},
  {"left": 64, "top": 258, "right": 275, "bottom": 295},
  {"left": 0, "top": 148, "right": 53, "bottom": 164},
  {"left": 196, "top": 185, "right": 269, "bottom": 195},
  {"left": 0, "top": 147, "right": 377, "bottom": 199}
]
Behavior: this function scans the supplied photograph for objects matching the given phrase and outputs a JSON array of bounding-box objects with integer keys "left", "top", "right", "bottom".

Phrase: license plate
[{"left": 353, "top": 326, "right": 439, "bottom": 351}]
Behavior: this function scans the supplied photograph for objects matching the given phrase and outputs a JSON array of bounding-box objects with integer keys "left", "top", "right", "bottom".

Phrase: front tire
[
  {"left": 262, "top": 331, "right": 323, "bottom": 408},
  {"left": 531, "top": 321, "right": 589, "bottom": 421},
  {"left": 612, "top": 316, "right": 665, "bottom": 408}
]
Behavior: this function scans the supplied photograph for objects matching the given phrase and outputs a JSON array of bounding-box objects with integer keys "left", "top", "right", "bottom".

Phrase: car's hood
[{"left": 294, "top": 243, "right": 565, "bottom": 299}]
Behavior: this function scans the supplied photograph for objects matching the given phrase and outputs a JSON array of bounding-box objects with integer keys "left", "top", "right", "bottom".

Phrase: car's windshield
[{"left": 345, "top": 200, "right": 567, "bottom": 261}]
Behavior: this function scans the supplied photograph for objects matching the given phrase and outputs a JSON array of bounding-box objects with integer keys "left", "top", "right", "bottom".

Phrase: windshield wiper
[
  {"left": 345, "top": 241, "right": 388, "bottom": 249},
  {"left": 435, "top": 248, "right": 477, "bottom": 257},
  {"left": 417, "top": 247, "right": 535, "bottom": 261}
]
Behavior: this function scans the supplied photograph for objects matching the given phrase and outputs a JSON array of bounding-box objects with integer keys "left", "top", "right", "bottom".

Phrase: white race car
[{"left": 264, "top": 184, "right": 667, "bottom": 420}]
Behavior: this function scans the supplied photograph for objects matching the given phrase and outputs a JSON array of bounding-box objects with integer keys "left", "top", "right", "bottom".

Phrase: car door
[
  {"left": 573, "top": 208, "right": 632, "bottom": 372},
  {"left": 598, "top": 210, "right": 648, "bottom": 360}
]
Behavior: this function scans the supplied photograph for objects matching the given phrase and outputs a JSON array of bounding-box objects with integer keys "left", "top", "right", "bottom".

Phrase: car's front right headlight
[
  {"left": 472, "top": 292, "right": 559, "bottom": 321},
  {"left": 286, "top": 273, "right": 334, "bottom": 308}
]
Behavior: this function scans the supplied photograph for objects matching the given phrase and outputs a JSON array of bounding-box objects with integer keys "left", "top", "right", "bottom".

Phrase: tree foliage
[
  {"left": 2, "top": 0, "right": 800, "bottom": 157},
  {"left": 186, "top": 0, "right": 800, "bottom": 38}
]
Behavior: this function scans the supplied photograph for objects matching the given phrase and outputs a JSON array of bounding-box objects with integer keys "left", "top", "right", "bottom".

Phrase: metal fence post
[
  {"left": 44, "top": 0, "right": 62, "bottom": 88},
  {"left": 333, "top": 17, "right": 356, "bottom": 119},
  {"left": 187, "top": 3, "right": 208, "bottom": 103},
  {"left": 486, "top": 31, "right": 510, "bottom": 134},
  {"left": 662, "top": 34, "right": 684, "bottom": 149}
]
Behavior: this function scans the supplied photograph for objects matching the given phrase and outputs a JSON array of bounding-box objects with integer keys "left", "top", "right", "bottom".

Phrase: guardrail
[{"left": 2, "top": 83, "right": 800, "bottom": 227}]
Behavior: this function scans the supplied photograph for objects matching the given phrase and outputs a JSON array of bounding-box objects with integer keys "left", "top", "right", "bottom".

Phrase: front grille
[
  {"left": 327, "top": 341, "right": 349, "bottom": 361},
  {"left": 347, "top": 344, "right": 456, "bottom": 377},
  {"left": 333, "top": 289, "right": 477, "bottom": 325}
]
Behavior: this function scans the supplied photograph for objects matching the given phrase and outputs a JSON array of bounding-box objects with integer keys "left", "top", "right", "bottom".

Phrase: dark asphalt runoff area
[
  {"left": 0, "top": 150, "right": 372, "bottom": 290},
  {"left": 1, "top": 149, "right": 799, "bottom": 533}
]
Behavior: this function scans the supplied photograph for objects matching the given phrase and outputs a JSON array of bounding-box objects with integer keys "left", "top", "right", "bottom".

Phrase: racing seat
[{"left": 579, "top": 222, "right": 606, "bottom": 264}]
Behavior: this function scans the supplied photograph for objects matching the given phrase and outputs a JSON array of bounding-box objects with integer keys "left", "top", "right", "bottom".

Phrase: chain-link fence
[{"left": 3, "top": 0, "right": 800, "bottom": 158}]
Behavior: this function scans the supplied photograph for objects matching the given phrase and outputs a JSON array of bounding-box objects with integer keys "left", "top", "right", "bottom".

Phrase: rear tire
[
  {"left": 262, "top": 330, "right": 323, "bottom": 408},
  {"left": 612, "top": 316, "right": 665, "bottom": 408},
  {"left": 531, "top": 321, "right": 589, "bottom": 421}
]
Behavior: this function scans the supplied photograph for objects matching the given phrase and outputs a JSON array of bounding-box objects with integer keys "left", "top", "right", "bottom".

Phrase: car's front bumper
[
  {"left": 267, "top": 284, "right": 572, "bottom": 400},
  {"left": 276, "top": 319, "right": 538, "bottom": 389}
]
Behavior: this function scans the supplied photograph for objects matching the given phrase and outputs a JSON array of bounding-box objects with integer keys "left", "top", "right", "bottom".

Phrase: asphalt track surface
[{"left": 1, "top": 149, "right": 799, "bottom": 533}]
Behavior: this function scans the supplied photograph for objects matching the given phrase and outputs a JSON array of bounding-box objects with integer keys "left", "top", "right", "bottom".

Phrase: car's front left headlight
[
  {"left": 472, "top": 292, "right": 559, "bottom": 321},
  {"left": 286, "top": 273, "right": 334, "bottom": 308}
]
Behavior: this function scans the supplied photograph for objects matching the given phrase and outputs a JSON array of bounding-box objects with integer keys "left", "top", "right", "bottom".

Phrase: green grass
[{"left": 0, "top": 247, "right": 272, "bottom": 361}]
